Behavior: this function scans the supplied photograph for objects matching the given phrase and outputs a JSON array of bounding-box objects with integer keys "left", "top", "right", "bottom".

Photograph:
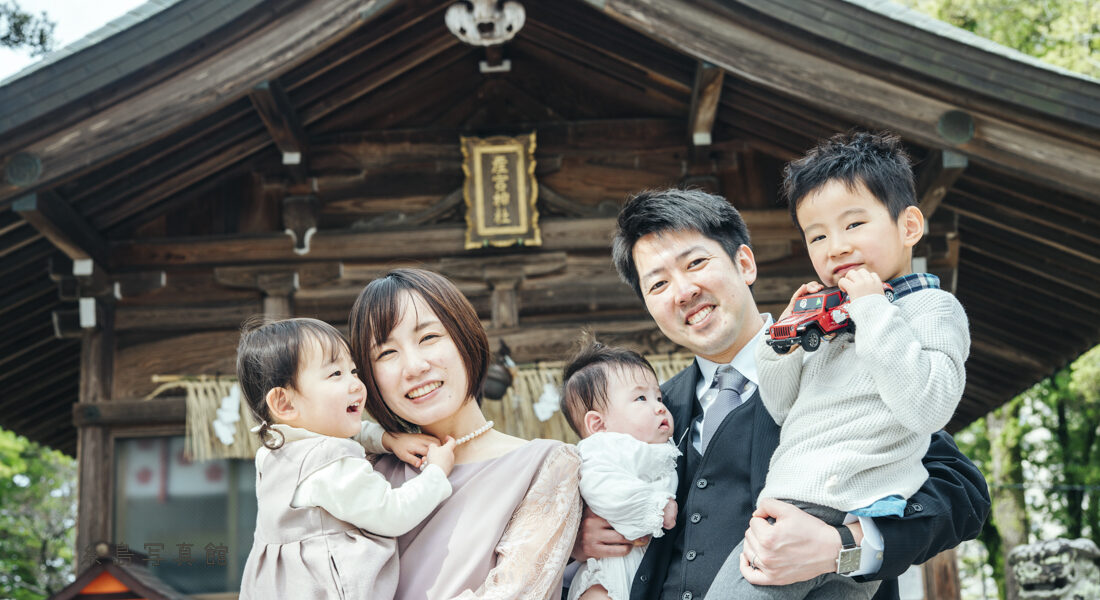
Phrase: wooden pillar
[
  {"left": 922, "top": 548, "right": 962, "bottom": 600},
  {"left": 258, "top": 272, "right": 298, "bottom": 320},
  {"left": 488, "top": 277, "right": 520, "bottom": 330},
  {"left": 75, "top": 301, "right": 115, "bottom": 572}
]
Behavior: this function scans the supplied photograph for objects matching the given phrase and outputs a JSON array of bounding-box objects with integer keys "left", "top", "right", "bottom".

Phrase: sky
[{"left": 0, "top": 0, "right": 148, "bottom": 81}]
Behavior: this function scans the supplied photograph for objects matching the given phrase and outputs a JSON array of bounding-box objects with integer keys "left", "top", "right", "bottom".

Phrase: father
[{"left": 574, "top": 188, "right": 989, "bottom": 600}]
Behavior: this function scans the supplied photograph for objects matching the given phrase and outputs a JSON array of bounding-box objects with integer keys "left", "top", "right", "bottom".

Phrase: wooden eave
[
  {"left": 0, "top": 0, "right": 1097, "bottom": 454},
  {"left": 49, "top": 561, "right": 190, "bottom": 600}
]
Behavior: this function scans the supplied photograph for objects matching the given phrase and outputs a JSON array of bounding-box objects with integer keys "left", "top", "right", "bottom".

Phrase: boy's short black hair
[
  {"left": 612, "top": 188, "right": 752, "bottom": 299},
  {"left": 560, "top": 341, "right": 658, "bottom": 438},
  {"left": 782, "top": 131, "right": 916, "bottom": 233}
]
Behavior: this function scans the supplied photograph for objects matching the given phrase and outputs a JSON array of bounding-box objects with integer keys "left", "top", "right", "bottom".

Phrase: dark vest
[
  {"left": 630, "top": 363, "right": 779, "bottom": 600},
  {"left": 629, "top": 362, "right": 913, "bottom": 600}
]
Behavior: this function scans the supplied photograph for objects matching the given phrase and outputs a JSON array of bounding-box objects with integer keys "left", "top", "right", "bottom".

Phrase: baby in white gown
[{"left": 561, "top": 342, "right": 681, "bottom": 600}]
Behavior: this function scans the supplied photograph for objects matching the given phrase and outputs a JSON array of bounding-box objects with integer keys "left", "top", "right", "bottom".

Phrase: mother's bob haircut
[{"left": 349, "top": 268, "right": 490, "bottom": 433}]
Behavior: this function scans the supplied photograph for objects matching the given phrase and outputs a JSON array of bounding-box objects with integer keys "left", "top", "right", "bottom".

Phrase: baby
[
  {"left": 236, "top": 317, "right": 455, "bottom": 600},
  {"left": 561, "top": 342, "right": 681, "bottom": 600}
]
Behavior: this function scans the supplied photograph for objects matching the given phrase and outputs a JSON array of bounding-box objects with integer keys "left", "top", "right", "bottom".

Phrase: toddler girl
[
  {"left": 561, "top": 342, "right": 680, "bottom": 600},
  {"left": 237, "top": 317, "right": 455, "bottom": 600}
]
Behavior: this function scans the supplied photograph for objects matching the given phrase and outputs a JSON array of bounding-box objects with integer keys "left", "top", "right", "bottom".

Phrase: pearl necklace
[{"left": 455, "top": 420, "right": 494, "bottom": 446}]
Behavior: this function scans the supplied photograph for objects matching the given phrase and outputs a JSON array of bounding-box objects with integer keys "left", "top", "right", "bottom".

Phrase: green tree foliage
[
  {"left": 0, "top": 428, "right": 76, "bottom": 600},
  {"left": 0, "top": 1, "right": 55, "bottom": 55},
  {"left": 899, "top": 0, "right": 1100, "bottom": 79},
  {"left": 1030, "top": 345, "right": 1100, "bottom": 544},
  {"left": 956, "top": 345, "right": 1100, "bottom": 600}
]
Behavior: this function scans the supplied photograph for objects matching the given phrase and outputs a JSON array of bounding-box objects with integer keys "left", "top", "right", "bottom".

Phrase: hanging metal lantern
[{"left": 482, "top": 342, "right": 516, "bottom": 400}]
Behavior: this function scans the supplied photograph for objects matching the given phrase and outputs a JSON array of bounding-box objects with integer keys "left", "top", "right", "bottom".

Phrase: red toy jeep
[{"left": 766, "top": 284, "right": 895, "bottom": 353}]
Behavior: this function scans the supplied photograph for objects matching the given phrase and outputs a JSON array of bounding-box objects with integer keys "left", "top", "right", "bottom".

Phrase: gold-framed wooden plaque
[{"left": 461, "top": 132, "right": 540, "bottom": 249}]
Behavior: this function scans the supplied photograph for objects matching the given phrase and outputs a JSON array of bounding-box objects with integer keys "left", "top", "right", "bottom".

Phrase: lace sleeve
[{"left": 454, "top": 443, "right": 582, "bottom": 600}]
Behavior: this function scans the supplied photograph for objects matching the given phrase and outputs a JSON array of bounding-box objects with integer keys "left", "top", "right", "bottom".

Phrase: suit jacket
[{"left": 630, "top": 360, "right": 990, "bottom": 600}]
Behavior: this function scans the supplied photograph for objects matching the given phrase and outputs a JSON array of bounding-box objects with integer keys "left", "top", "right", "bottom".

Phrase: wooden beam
[
  {"left": 12, "top": 194, "right": 108, "bottom": 265},
  {"left": 115, "top": 301, "right": 259, "bottom": 332},
  {"left": 73, "top": 398, "right": 186, "bottom": 428},
  {"left": 0, "top": 0, "right": 401, "bottom": 207},
  {"left": 112, "top": 271, "right": 167, "bottom": 300},
  {"left": 249, "top": 79, "right": 309, "bottom": 166},
  {"left": 588, "top": 0, "right": 1100, "bottom": 201},
  {"left": 916, "top": 149, "right": 967, "bottom": 219},
  {"left": 112, "top": 211, "right": 799, "bottom": 268},
  {"left": 688, "top": 61, "right": 724, "bottom": 146}
]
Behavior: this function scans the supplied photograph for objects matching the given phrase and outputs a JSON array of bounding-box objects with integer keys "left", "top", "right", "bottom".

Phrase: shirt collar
[
  {"left": 887, "top": 272, "right": 940, "bottom": 301},
  {"left": 268, "top": 423, "right": 327, "bottom": 443},
  {"left": 694, "top": 313, "right": 773, "bottom": 396}
]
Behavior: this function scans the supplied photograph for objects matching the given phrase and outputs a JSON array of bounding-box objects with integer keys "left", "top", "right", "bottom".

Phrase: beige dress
[
  {"left": 240, "top": 430, "right": 451, "bottom": 600},
  {"left": 374, "top": 439, "right": 582, "bottom": 600}
]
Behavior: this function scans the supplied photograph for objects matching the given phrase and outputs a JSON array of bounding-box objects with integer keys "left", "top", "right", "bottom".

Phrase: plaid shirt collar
[{"left": 886, "top": 272, "right": 940, "bottom": 301}]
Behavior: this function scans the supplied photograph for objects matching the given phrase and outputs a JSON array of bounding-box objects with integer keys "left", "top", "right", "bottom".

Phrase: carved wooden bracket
[
  {"left": 439, "top": 253, "right": 567, "bottom": 330},
  {"left": 215, "top": 262, "right": 343, "bottom": 319},
  {"left": 282, "top": 195, "right": 320, "bottom": 255}
]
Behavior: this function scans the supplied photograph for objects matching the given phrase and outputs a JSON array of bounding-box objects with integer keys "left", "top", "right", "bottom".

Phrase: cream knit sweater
[{"left": 755, "top": 290, "right": 969, "bottom": 512}]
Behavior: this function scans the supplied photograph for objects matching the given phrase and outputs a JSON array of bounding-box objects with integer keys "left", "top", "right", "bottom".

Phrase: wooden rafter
[
  {"left": 688, "top": 61, "right": 724, "bottom": 146},
  {"left": 250, "top": 79, "right": 309, "bottom": 169},
  {"left": 12, "top": 194, "right": 108, "bottom": 266},
  {"left": 915, "top": 149, "right": 967, "bottom": 219}
]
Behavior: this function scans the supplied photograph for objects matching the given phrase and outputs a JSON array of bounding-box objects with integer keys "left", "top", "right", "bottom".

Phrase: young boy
[
  {"left": 561, "top": 342, "right": 680, "bottom": 600},
  {"left": 708, "top": 131, "right": 970, "bottom": 599}
]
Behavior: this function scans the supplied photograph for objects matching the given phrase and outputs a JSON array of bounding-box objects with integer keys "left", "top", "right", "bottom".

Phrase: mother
[{"left": 350, "top": 268, "right": 582, "bottom": 600}]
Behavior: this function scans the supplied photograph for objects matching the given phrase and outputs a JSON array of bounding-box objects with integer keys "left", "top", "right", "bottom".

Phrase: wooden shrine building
[{"left": 1, "top": 0, "right": 1098, "bottom": 595}]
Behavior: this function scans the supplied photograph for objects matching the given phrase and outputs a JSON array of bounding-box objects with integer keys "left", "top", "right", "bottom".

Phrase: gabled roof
[
  {"left": 1, "top": 0, "right": 1098, "bottom": 453},
  {"left": 49, "top": 560, "right": 190, "bottom": 600}
]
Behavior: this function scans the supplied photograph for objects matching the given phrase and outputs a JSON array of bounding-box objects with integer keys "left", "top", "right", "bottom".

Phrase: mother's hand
[{"left": 572, "top": 506, "right": 643, "bottom": 562}]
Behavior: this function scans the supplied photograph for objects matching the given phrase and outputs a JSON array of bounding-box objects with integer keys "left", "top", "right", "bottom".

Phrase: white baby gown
[{"left": 568, "top": 431, "right": 680, "bottom": 600}]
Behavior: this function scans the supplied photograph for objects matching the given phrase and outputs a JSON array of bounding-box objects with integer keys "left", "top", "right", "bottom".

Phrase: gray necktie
[{"left": 701, "top": 365, "right": 746, "bottom": 453}]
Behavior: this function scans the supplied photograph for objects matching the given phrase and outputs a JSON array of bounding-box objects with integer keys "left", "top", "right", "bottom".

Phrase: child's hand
[
  {"left": 382, "top": 431, "right": 440, "bottom": 468},
  {"left": 662, "top": 498, "right": 678, "bottom": 530},
  {"left": 778, "top": 281, "right": 824, "bottom": 322},
  {"left": 837, "top": 267, "right": 884, "bottom": 300},
  {"left": 424, "top": 436, "right": 457, "bottom": 477}
]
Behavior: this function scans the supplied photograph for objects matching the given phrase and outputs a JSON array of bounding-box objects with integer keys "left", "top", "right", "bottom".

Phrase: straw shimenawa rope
[{"left": 145, "top": 375, "right": 260, "bottom": 462}]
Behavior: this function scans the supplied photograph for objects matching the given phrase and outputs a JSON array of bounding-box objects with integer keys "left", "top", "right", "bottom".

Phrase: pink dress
[{"left": 374, "top": 439, "right": 581, "bottom": 600}]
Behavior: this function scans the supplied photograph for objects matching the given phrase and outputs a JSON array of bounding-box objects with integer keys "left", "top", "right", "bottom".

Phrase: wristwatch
[{"left": 834, "top": 524, "right": 861, "bottom": 575}]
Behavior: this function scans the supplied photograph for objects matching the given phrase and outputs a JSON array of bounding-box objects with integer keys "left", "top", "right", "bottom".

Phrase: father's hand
[
  {"left": 572, "top": 506, "right": 638, "bottom": 562},
  {"left": 740, "top": 499, "right": 862, "bottom": 585}
]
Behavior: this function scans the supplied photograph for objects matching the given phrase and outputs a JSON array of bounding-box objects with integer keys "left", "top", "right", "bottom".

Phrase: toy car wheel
[
  {"left": 801, "top": 328, "right": 821, "bottom": 352},
  {"left": 771, "top": 343, "right": 789, "bottom": 355},
  {"left": 884, "top": 288, "right": 895, "bottom": 302}
]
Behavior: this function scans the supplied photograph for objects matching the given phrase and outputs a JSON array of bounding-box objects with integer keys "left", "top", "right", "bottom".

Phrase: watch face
[{"left": 837, "top": 547, "right": 862, "bottom": 574}]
